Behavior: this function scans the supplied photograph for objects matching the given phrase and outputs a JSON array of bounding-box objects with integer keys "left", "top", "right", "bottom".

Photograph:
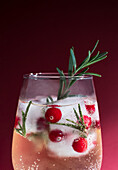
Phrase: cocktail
[{"left": 12, "top": 41, "right": 107, "bottom": 170}]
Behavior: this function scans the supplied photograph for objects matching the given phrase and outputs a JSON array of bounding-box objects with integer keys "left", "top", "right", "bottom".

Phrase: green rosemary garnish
[
  {"left": 57, "top": 40, "right": 108, "bottom": 100},
  {"left": 15, "top": 101, "right": 32, "bottom": 137},
  {"left": 49, "top": 104, "right": 87, "bottom": 137},
  {"left": 46, "top": 96, "right": 54, "bottom": 104}
]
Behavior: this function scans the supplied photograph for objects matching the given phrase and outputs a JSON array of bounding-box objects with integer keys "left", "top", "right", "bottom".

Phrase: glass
[{"left": 12, "top": 73, "right": 102, "bottom": 170}]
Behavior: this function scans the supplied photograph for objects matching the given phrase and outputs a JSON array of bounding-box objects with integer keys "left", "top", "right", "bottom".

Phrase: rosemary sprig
[
  {"left": 57, "top": 40, "right": 108, "bottom": 100},
  {"left": 48, "top": 104, "right": 87, "bottom": 137},
  {"left": 46, "top": 96, "right": 54, "bottom": 104},
  {"left": 15, "top": 101, "right": 32, "bottom": 137}
]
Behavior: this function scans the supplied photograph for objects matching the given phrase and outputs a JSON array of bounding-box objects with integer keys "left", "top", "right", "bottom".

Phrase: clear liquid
[{"left": 12, "top": 97, "right": 102, "bottom": 170}]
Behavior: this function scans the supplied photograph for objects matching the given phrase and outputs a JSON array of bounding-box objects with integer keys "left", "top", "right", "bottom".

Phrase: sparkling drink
[{"left": 12, "top": 73, "right": 102, "bottom": 170}]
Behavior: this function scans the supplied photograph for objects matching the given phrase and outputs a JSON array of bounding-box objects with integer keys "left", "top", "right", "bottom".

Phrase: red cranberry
[
  {"left": 93, "top": 120, "right": 101, "bottom": 129},
  {"left": 49, "top": 129, "right": 64, "bottom": 142},
  {"left": 72, "top": 137, "right": 87, "bottom": 153},
  {"left": 45, "top": 107, "right": 62, "bottom": 123},
  {"left": 77, "top": 115, "right": 91, "bottom": 129},
  {"left": 14, "top": 116, "right": 20, "bottom": 128},
  {"left": 83, "top": 115, "right": 92, "bottom": 129},
  {"left": 37, "top": 117, "right": 49, "bottom": 130},
  {"left": 85, "top": 104, "right": 95, "bottom": 115}
]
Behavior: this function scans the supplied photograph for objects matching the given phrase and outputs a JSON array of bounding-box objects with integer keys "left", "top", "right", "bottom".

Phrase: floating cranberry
[
  {"left": 45, "top": 107, "right": 62, "bottom": 123},
  {"left": 93, "top": 120, "right": 101, "bottom": 129},
  {"left": 85, "top": 104, "right": 95, "bottom": 115},
  {"left": 72, "top": 137, "right": 87, "bottom": 153},
  {"left": 77, "top": 115, "right": 91, "bottom": 129},
  {"left": 37, "top": 117, "right": 49, "bottom": 130},
  {"left": 14, "top": 116, "right": 20, "bottom": 128},
  {"left": 83, "top": 115, "right": 92, "bottom": 129},
  {"left": 49, "top": 129, "right": 64, "bottom": 142}
]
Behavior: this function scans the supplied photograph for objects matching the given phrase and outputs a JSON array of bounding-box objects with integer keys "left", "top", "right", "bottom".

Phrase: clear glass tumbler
[{"left": 12, "top": 73, "right": 102, "bottom": 170}]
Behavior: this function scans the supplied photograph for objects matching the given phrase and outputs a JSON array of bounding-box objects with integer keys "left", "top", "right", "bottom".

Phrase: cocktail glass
[{"left": 12, "top": 73, "right": 102, "bottom": 170}]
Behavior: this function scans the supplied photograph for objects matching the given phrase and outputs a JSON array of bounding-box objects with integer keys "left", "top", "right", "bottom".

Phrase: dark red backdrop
[{"left": 0, "top": 1, "right": 118, "bottom": 169}]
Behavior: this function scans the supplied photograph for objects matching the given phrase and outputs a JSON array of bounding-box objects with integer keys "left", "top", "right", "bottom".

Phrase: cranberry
[
  {"left": 93, "top": 120, "right": 101, "bottom": 129},
  {"left": 83, "top": 115, "right": 92, "bottom": 129},
  {"left": 45, "top": 107, "right": 62, "bottom": 123},
  {"left": 37, "top": 117, "right": 49, "bottom": 130},
  {"left": 77, "top": 115, "right": 91, "bottom": 129},
  {"left": 72, "top": 137, "right": 87, "bottom": 153},
  {"left": 85, "top": 104, "right": 95, "bottom": 115},
  {"left": 49, "top": 129, "right": 64, "bottom": 142},
  {"left": 14, "top": 116, "right": 20, "bottom": 128}
]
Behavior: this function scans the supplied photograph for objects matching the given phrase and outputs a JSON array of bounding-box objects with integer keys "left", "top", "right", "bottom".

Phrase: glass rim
[{"left": 23, "top": 72, "right": 93, "bottom": 80}]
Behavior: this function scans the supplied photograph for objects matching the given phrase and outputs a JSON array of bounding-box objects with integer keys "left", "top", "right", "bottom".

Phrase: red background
[{"left": 0, "top": 1, "right": 118, "bottom": 169}]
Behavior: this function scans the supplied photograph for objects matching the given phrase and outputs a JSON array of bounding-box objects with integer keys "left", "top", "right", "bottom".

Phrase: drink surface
[{"left": 12, "top": 96, "right": 102, "bottom": 170}]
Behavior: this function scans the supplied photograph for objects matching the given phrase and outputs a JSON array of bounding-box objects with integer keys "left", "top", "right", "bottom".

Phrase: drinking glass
[{"left": 12, "top": 73, "right": 102, "bottom": 170}]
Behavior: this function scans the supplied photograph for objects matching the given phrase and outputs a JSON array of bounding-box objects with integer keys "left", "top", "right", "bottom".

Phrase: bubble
[
  {"left": 31, "top": 167, "right": 35, "bottom": 170},
  {"left": 34, "top": 161, "right": 37, "bottom": 165}
]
